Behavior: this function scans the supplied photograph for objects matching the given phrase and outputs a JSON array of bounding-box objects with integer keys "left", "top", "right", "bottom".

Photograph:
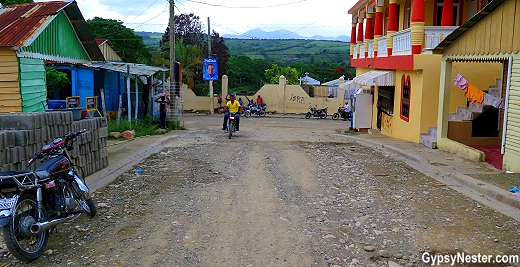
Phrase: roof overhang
[
  {"left": 339, "top": 70, "right": 395, "bottom": 91},
  {"left": 432, "top": 0, "right": 506, "bottom": 53},
  {"left": 84, "top": 62, "right": 169, "bottom": 76}
]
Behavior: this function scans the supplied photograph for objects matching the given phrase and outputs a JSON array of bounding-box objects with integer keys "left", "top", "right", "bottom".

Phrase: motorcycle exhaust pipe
[{"left": 30, "top": 216, "right": 72, "bottom": 234}]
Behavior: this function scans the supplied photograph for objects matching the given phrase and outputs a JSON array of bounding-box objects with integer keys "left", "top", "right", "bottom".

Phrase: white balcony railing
[
  {"left": 391, "top": 28, "right": 412, "bottom": 55},
  {"left": 359, "top": 43, "right": 365, "bottom": 58},
  {"left": 424, "top": 26, "right": 458, "bottom": 50},
  {"left": 367, "top": 40, "right": 374, "bottom": 58},
  {"left": 376, "top": 36, "right": 388, "bottom": 57}
]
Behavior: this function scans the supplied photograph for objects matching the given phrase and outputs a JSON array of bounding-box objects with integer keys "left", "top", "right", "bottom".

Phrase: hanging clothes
[
  {"left": 464, "top": 83, "right": 485, "bottom": 104},
  {"left": 454, "top": 74, "right": 469, "bottom": 90}
]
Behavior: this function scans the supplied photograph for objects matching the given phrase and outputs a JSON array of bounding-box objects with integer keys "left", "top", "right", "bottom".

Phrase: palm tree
[{"left": 155, "top": 37, "right": 202, "bottom": 89}]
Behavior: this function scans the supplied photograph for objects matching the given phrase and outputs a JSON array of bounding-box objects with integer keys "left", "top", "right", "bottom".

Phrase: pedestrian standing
[{"left": 155, "top": 94, "right": 170, "bottom": 129}]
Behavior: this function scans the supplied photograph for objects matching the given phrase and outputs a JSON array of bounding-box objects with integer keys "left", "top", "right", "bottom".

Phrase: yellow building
[
  {"left": 347, "top": 0, "right": 511, "bottom": 170},
  {"left": 434, "top": 0, "right": 520, "bottom": 172}
]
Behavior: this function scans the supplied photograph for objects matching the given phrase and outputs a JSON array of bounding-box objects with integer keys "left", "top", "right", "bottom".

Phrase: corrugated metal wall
[
  {"left": 444, "top": 0, "right": 520, "bottom": 56},
  {"left": 19, "top": 57, "right": 46, "bottom": 112},
  {"left": 0, "top": 48, "right": 21, "bottom": 113},
  {"left": 505, "top": 54, "right": 520, "bottom": 159},
  {"left": 20, "top": 12, "right": 90, "bottom": 61},
  {"left": 99, "top": 43, "right": 122, "bottom": 61}
]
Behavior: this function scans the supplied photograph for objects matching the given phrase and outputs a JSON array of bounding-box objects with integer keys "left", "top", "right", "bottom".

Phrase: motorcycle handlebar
[{"left": 26, "top": 129, "right": 86, "bottom": 166}]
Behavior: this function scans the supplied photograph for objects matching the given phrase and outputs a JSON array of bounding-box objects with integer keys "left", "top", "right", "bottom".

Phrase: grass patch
[{"left": 107, "top": 115, "right": 184, "bottom": 138}]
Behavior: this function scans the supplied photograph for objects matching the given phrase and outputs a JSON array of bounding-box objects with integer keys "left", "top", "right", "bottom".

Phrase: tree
[
  {"left": 161, "top": 13, "right": 205, "bottom": 47},
  {"left": 264, "top": 64, "right": 299, "bottom": 85},
  {"left": 45, "top": 68, "right": 70, "bottom": 99},
  {"left": 0, "top": 0, "right": 32, "bottom": 5},
  {"left": 86, "top": 17, "right": 151, "bottom": 64},
  {"left": 160, "top": 37, "right": 202, "bottom": 89}
]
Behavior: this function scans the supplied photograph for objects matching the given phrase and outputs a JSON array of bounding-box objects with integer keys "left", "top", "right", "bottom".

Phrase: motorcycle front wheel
[
  {"left": 3, "top": 193, "right": 49, "bottom": 262},
  {"left": 305, "top": 112, "right": 311, "bottom": 119},
  {"left": 68, "top": 180, "right": 97, "bottom": 218},
  {"left": 228, "top": 121, "right": 235, "bottom": 139},
  {"left": 332, "top": 113, "right": 340, "bottom": 120},
  {"left": 244, "top": 110, "right": 251, "bottom": 118}
]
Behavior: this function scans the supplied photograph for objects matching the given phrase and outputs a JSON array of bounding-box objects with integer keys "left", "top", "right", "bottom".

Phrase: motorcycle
[
  {"left": 305, "top": 106, "right": 328, "bottom": 119},
  {"left": 332, "top": 107, "right": 352, "bottom": 121},
  {"left": 243, "top": 104, "right": 266, "bottom": 118},
  {"left": 225, "top": 113, "right": 238, "bottom": 139},
  {"left": 0, "top": 129, "right": 97, "bottom": 262}
]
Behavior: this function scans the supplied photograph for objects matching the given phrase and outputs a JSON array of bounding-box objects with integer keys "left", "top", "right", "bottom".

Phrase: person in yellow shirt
[{"left": 222, "top": 93, "right": 242, "bottom": 131}]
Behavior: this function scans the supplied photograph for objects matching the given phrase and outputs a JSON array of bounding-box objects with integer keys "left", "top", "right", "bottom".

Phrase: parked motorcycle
[
  {"left": 243, "top": 104, "right": 266, "bottom": 118},
  {"left": 0, "top": 129, "right": 97, "bottom": 262},
  {"left": 225, "top": 113, "right": 238, "bottom": 139},
  {"left": 332, "top": 107, "right": 352, "bottom": 121},
  {"left": 305, "top": 106, "right": 328, "bottom": 119}
]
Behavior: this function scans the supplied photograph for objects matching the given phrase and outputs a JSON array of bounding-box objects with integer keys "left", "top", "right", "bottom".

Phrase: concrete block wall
[{"left": 0, "top": 112, "right": 108, "bottom": 177}]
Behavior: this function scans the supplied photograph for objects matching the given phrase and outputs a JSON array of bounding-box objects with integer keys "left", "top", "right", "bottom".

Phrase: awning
[
  {"left": 83, "top": 62, "right": 169, "bottom": 76},
  {"left": 353, "top": 70, "right": 394, "bottom": 86},
  {"left": 338, "top": 70, "right": 395, "bottom": 92}
]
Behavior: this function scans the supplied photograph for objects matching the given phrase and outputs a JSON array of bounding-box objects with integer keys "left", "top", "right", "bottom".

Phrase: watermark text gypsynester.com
[{"left": 422, "top": 252, "right": 519, "bottom": 266}]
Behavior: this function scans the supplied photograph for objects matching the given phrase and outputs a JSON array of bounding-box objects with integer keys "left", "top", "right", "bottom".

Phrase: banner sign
[{"left": 202, "top": 58, "right": 218, "bottom": 81}]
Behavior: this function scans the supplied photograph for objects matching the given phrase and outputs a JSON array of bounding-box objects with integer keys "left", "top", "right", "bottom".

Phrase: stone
[
  {"left": 110, "top": 132, "right": 121, "bottom": 138},
  {"left": 364, "top": 245, "right": 375, "bottom": 252},
  {"left": 121, "top": 130, "right": 135, "bottom": 139}
]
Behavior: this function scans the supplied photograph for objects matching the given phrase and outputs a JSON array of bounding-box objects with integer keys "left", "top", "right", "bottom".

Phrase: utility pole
[
  {"left": 208, "top": 17, "right": 214, "bottom": 114},
  {"left": 169, "top": 0, "right": 177, "bottom": 119}
]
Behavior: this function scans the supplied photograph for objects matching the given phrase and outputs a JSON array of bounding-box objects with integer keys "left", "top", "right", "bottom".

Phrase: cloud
[{"left": 37, "top": 0, "right": 355, "bottom": 37}]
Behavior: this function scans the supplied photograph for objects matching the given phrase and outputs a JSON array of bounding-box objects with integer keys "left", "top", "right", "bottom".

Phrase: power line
[{"left": 184, "top": 0, "right": 308, "bottom": 8}]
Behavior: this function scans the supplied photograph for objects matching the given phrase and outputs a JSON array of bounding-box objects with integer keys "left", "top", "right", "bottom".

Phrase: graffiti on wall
[
  {"left": 382, "top": 112, "right": 393, "bottom": 133},
  {"left": 289, "top": 94, "right": 306, "bottom": 104}
]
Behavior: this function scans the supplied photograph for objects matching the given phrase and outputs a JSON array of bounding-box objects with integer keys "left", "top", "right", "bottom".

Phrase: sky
[{"left": 36, "top": 0, "right": 358, "bottom": 38}]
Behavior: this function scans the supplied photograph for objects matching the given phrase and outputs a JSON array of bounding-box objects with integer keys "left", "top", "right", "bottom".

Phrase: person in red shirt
[{"left": 256, "top": 95, "right": 263, "bottom": 110}]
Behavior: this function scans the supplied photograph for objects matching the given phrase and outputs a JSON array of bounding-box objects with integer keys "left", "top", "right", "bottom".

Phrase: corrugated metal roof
[
  {"left": 0, "top": 1, "right": 103, "bottom": 61},
  {"left": 84, "top": 62, "right": 169, "bottom": 76},
  {"left": 433, "top": 0, "right": 506, "bottom": 53}
]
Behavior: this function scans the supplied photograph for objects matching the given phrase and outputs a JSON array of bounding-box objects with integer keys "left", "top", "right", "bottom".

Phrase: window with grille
[{"left": 400, "top": 75, "right": 411, "bottom": 121}]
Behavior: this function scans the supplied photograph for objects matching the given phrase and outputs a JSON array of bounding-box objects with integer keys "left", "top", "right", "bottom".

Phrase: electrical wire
[{"left": 184, "top": 0, "right": 308, "bottom": 8}]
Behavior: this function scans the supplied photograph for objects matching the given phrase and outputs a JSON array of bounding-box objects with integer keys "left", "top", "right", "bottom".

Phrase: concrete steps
[{"left": 420, "top": 126, "right": 437, "bottom": 149}]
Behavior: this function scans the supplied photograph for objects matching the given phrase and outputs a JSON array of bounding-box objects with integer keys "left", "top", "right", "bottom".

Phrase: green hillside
[
  {"left": 224, "top": 38, "right": 350, "bottom": 65},
  {"left": 136, "top": 31, "right": 163, "bottom": 49}
]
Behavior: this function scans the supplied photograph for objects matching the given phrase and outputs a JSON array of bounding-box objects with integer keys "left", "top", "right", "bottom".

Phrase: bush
[{"left": 107, "top": 115, "right": 184, "bottom": 138}]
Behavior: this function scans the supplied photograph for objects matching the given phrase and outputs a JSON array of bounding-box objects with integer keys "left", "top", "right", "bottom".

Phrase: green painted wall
[
  {"left": 19, "top": 57, "right": 46, "bottom": 112},
  {"left": 20, "top": 12, "right": 89, "bottom": 61}
]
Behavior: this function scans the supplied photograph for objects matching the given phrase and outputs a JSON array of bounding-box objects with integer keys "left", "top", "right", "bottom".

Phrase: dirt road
[{"left": 1, "top": 115, "right": 518, "bottom": 266}]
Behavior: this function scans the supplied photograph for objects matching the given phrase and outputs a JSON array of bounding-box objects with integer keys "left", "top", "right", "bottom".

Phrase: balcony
[
  {"left": 424, "top": 26, "right": 458, "bottom": 50},
  {"left": 353, "top": 27, "right": 458, "bottom": 59}
]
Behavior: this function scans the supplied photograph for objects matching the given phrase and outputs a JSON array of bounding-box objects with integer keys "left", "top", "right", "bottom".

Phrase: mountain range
[{"left": 222, "top": 28, "right": 350, "bottom": 42}]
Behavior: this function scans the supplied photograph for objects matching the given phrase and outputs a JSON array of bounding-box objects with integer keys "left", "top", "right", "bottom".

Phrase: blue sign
[{"left": 203, "top": 58, "right": 218, "bottom": 81}]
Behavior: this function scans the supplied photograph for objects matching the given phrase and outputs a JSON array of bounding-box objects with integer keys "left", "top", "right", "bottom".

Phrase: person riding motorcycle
[
  {"left": 222, "top": 93, "right": 242, "bottom": 131},
  {"left": 342, "top": 102, "right": 351, "bottom": 121}
]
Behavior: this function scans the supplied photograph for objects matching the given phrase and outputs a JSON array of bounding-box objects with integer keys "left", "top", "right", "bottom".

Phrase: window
[
  {"left": 435, "top": 0, "right": 460, "bottom": 26},
  {"left": 377, "top": 86, "right": 395, "bottom": 116},
  {"left": 404, "top": 0, "right": 411, "bottom": 29},
  {"left": 400, "top": 75, "right": 411, "bottom": 121}
]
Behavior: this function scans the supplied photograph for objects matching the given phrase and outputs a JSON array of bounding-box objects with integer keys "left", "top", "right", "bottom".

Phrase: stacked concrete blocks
[{"left": 0, "top": 112, "right": 108, "bottom": 177}]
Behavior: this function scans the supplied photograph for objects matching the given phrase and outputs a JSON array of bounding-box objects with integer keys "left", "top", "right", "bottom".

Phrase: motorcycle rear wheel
[
  {"left": 332, "top": 113, "right": 339, "bottom": 120},
  {"left": 3, "top": 193, "right": 49, "bottom": 262},
  {"left": 305, "top": 112, "right": 311, "bottom": 119},
  {"left": 259, "top": 110, "right": 266, "bottom": 117},
  {"left": 320, "top": 113, "right": 327, "bottom": 119},
  {"left": 244, "top": 110, "right": 251, "bottom": 118}
]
